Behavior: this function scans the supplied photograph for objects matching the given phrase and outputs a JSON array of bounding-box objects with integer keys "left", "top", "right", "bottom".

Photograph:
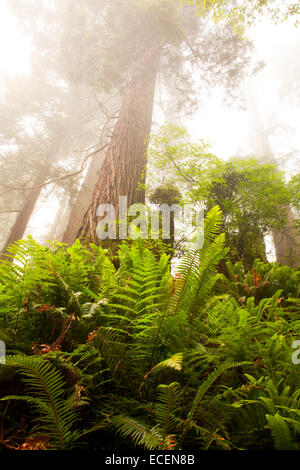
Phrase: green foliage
[
  {"left": 0, "top": 237, "right": 115, "bottom": 352},
  {"left": 266, "top": 413, "right": 296, "bottom": 450},
  {"left": 0, "top": 207, "right": 299, "bottom": 450},
  {"left": 147, "top": 124, "right": 295, "bottom": 268},
  {"left": 0, "top": 355, "right": 82, "bottom": 449},
  {"left": 213, "top": 258, "right": 300, "bottom": 303}
]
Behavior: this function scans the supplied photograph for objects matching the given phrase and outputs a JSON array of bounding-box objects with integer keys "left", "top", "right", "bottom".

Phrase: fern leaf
[
  {"left": 1, "top": 355, "right": 80, "bottom": 449},
  {"left": 266, "top": 413, "right": 297, "bottom": 450},
  {"left": 111, "top": 415, "right": 163, "bottom": 450}
]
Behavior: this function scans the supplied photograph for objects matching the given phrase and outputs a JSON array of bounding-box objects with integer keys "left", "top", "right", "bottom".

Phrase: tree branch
[{"left": 0, "top": 143, "right": 109, "bottom": 198}]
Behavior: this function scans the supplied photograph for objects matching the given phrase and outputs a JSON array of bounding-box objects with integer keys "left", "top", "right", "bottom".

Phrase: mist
[
  {"left": 1, "top": 0, "right": 300, "bottom": 453},
  {"left": 0, "top": 1, "right": 299, "bottom": 257}
]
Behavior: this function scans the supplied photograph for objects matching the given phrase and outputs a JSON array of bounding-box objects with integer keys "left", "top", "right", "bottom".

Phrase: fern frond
[
  {"left": 266, "top": 413, "right": 297, "bottom": 450},
  {"left": 111, "top": 415, "right": 163, "bottom": 450},
  {"left": 154, "top": 352, "right": 184, "bottom": 372},
  {"left": 1, "top": 355, "right": 80, "bottom": 449},
  {"left": 181, "top": 361, "right": 248, "bottom": 444},
  {"left": 155, "top": 382, "right": 182, "bottom": 441}
]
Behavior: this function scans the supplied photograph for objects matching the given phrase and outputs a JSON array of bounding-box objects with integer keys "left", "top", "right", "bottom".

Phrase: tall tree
[
  {"left": 0, "top": 141, "right": 61, "bottom": 258},
  {"left": 0, "top": 75, "right": 66, "bottom": 255},
  {"left": 1, "top": 1, "right": 122, "bottom": 252},
  {"left": 73, "top": 0, "right": 254, "bottom": 241},
  {"left": 78, "top": 42, "right": 161, "bottom": 241},
  {"left": 8, "top": 0, "right": 299, "bottom": 244},
  {"left": 0, "top": 72, "right": 111, "bottom": 256},
  {"left": 248, "top": 91, "right": 300, "bottom": 268},
  {"left": 62, "top": 95, "right": 120, "bottom": 245},
  {"left": 146, "top": 124, "right": 292, "bottom": 268}
]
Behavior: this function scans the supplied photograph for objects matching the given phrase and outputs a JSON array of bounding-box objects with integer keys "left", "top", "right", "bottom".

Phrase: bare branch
[
  {"left": 0, "top": 143, "right": 109, "bottom": 198},
  {"left": 0, "top": 210, "right": 21, "bottom": 214}
]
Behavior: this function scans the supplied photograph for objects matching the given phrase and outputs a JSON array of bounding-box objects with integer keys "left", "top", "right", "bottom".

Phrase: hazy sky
[
  {"left": 0, "top": 1, "right": 299, "bottom": 160},
  {"left": 0, "top": 1, "right": 31, "bottom": 76},
  {"left": 186, "top": 20, "right": 300, "bottom": 164}
]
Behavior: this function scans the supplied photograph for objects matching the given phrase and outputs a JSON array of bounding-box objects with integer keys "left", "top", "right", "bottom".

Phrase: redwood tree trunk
[
  {"left": 46, "top": 194, "right": 69, "bottom": 242},
  {"left": 273, "top": 209, "right": 300, "bottom": 269},
  {"left": 1, "top": 158, "right": 52, "bottom": 260},
  {"left": 62, "top": 143, "right": 107, "bottom": 245},
  {"left": 248, "top": 95, "right": 300, "bottom": 268},
  {"left": 77, "top": 45, "right": 161, "bottom": 242}
]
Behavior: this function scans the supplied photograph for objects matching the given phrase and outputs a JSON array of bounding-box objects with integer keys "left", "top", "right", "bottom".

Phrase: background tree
[
  {"left": 0, "top": 67, "right": 116, "bottom": 256},
  {"left": 247, "top": 80, "right": 300, "bottom": 268}
]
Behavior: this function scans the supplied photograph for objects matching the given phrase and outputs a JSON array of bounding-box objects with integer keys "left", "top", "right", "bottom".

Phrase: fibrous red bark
[{"left": 77, "top": 44, "right": 161, "bottom": 242}]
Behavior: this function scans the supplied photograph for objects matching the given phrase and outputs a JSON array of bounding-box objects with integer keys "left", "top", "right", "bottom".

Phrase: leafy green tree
[
  {"left": 147, "top": 124, "right": 292, "bottom": 267},
  {"left": 289, "top": 173, "right": 300, "bottom": 214},
  {"left": 177, "top": 0, "right": 299, "bottom": 28}
]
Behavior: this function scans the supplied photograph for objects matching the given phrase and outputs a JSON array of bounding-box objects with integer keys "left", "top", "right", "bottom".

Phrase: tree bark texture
[
  {"left": 0, "top": 158, "right": 53, "bottom": 260},
  {"left": 272, "top": 209, "right": 300, "bottom": 269},
  {"left": 77, "top": 45, "right": 161, "bottom": 243}
]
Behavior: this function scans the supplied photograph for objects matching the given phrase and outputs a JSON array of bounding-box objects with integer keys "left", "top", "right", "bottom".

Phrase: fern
[
  {"left": 165, "top": 207, "right": 227, "bottom": 345},
  {"left": 266, "top": 413, "right": 297, "bottom": 450},
  {"left": 94, "top": 243, "right": 171, "bottom": 385},
  {"left": 155, "top": 382, "right": 182, "bottom": 445},
  {"left": 112, "top": 382, "right": 183, "bottom": 450},
  {"left": 180, "top": 361, "right": 248, "bottom": 445},
  {"left": 1, "top": 208, "right": 299, "bottom": 451},
  {"left": 1, "top": 355, "right": 82, "bottom": 449},
  {"left": 111, "top": 415, "right": 163, "bottom": 450}
]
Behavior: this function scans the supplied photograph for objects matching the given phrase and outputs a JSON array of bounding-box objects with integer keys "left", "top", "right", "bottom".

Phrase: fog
[
  {"left": 0, "top": 0, "right": 299, "bottom": 262},
  {"left": 2, "top": 1, "right": 300, "bottom": 453}
]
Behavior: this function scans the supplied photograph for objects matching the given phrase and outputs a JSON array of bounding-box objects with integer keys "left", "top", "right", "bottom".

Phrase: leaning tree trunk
[
  {"left": 0, "top": 158, "right": 53, "bottom": 260},
  {"left": 62, "top": 153, "right": 106, "bottom": 245},
  {"left": 46, "top": 194, "right": 69, "bottom": 243},
  {"left": 77, "top": 45, "right": 161, "bottom": 242}
]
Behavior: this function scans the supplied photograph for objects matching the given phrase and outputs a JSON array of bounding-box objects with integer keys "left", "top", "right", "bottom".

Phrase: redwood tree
[
  {"left": 73, "top": 0, "right": 253, "bottom": 241},
  {"left": 8, "top": 0, "right": 274, "bottom": 243},
  {"left": 248, "top": 93, "right": 300, "bottom": 268},
  {"left": 77, "top": 44, "right": 161, "bottom": 241}
]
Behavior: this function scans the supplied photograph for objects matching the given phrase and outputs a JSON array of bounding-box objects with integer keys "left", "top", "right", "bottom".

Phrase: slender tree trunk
[
  {"left": 0, "top": 158, "right": 53, "bottom": 260},
  {"left": 53, "top": 203, "right": 71, "bottom": 243},
  {"left": 77, "top": 45, "right": 161, "bottom": 242},
  {"left": 248, "top": 93, "right": 300, "bottom": 268},
  {"left": 46, "top": 194, "right": 69, "bottom": 242},
  {"left": 62, "top": 145, "right": 107, "bottom": 245}
]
